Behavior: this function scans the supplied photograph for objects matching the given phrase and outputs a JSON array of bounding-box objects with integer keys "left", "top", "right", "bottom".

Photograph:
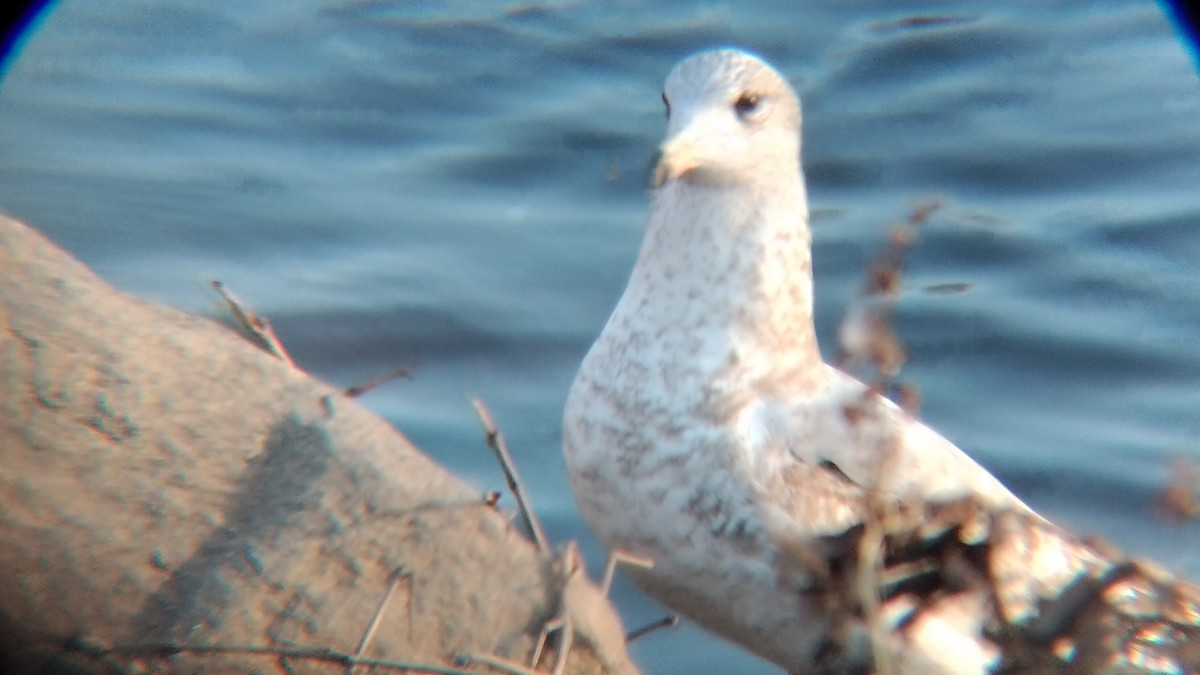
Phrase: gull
[{"left": 563, "top": 47, "right": 1200, "bottom": 674}]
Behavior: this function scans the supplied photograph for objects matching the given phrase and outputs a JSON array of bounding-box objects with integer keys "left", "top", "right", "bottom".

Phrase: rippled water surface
[{"left": 3, "top": 2, "right": 1200, "bottom": 671}]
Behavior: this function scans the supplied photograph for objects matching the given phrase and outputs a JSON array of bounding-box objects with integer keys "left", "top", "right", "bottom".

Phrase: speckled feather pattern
[
  {"left": 562, "top": 47, "right": 1021, "bottom": 670},
  {"left": 563, "top": 48, "right": 1200, "bottom": 674}
]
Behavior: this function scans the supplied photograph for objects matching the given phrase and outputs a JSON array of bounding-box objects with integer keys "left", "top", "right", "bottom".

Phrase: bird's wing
[
  {"left": 773, "top": 365, "right": 1025, "bottom": 513},
  {"left": 755, "top": 367, "right": 1200, "bottom": 674}
]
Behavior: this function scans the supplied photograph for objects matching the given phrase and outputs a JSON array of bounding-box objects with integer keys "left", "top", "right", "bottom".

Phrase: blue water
[{"left": 3, "top": 2, "right": 1200, "bottom": 672}]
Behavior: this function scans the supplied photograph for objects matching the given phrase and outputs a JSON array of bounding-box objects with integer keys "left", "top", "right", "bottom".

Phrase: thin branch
[
  {"left": 344, "top": 367, "right": 413, "bottom": 398},
  {"left": 457, "top": 651, "right": 540, "bottom": 675},
  {"left": 346, "top": 567, "right": 409, "bottom": 675},
  {"left": 625, "top": 614, "right": 678, "bottom": 643},
  {"left": 470, "top": 398, "right": 551, "bottom": 557},
  {"left": 63, "top": 638, "right": 481, "bottom": 675},
  {"left": 528, "top": 616, "right": 560, "bottom": 668},
  {"left": 550, "top": 615, "right": 575, "bottom": 675},
  {"left": 211, "top": 280, "right": 296, "bottom": 367},
  {"left": 835, "top": 204, "right": 940, "bottom": 672},
  {"left": 856, "top": 511, "right": 892, "bottom": 675}
]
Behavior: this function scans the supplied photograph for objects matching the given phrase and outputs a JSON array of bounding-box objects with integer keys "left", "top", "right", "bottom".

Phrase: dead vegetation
[{"left": 822, "top": 203, "right": 1200, "bottom": 674}]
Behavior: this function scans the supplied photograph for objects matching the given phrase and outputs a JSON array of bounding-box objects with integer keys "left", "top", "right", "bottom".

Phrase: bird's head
[{"left": 654, "top": 48, "right": 802, "bottom": 188}]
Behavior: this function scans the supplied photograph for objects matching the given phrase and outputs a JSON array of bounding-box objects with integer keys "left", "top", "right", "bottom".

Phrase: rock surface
[{"left": 0, "top": 214, "right": 630, "bottom": 674}]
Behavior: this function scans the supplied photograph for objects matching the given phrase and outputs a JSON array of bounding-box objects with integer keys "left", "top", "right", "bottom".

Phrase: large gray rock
[{"left": 0, "top": 214, "right": 629, "bottom": 674}]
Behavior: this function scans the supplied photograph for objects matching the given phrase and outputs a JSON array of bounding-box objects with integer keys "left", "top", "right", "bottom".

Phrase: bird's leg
[
  {"left": 600, "top": 548, "right": 654, "bottom": 596},
  {"left": 596, "top": 548, "right": 680, "bottom": 645}
]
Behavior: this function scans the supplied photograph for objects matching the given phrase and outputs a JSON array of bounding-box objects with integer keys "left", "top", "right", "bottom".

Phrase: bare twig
[
  {"left": 625, "top": 614, "right": 678, "bottom": 643},
  {"left": 842, "top": 203, "right": 942, "bottom": 675},
  {"left": 344, "top": 367, "right": 413, "bottom": 398},
  {"left": 529, "top": 551, "right": 573, "bottom": 669},
  {"left": 63, "top": 637, "right": 480, "bottom": 675},
  {"left": 529, "top": 617, "right": 556, "bottom": 669},
  {"left": 467, "top": 405, "right": 639, "bottom": 672},
  {"left": 550, "top": 615, "right": 575, "bottom": 675},
  {"left": 211, "top": 280, "right": 296, "bottom": 367},
  {"left": 857, "top": 503, "right": 892, "bottom": 675},
  {"left": 346, "top": 566, "right": 410, "bottom": 675},
  {"left": 458, "top": 651, "right": 539, "bottom": 675},
  {"left": 470, "top": 398, "right": 551, "bottom": 557},
  {"left": 839, "top": 200, "right": 942, "bottom": 392}
]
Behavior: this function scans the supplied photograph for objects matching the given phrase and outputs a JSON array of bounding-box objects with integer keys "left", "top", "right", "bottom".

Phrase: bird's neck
[{"left": 613, "top": 171, "right": 823, "bottom": 399}]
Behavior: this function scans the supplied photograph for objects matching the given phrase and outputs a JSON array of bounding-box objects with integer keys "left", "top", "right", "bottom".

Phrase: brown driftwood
[{"left": 0, "top": 214, "right": 633, "bottom": 674}]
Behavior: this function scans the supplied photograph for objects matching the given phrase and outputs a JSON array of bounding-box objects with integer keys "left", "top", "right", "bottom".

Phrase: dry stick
[
  {"left": 65, "top": 639, "right": 480, "bottom": 675},
  {"left": 529, "top": 615, "right": 559, "bottom": 668},
  {"left": 856, "top": 364, "right": 902, "bottom": 673},
  {"left": 408, "top": 572, "right": 417, "bottom": 642},
  {"left": 625, "top": 615, "right": 679, "bottom": 643},
  {"left": 470, "top": 398, "right": 551, "bottom": 557},
  {"left": 856, "top": 414, "right": 906, "bottom": 675},
  {"left": 846, "top": 205, "right": 935, "bottom": 675},
  {"left": 529, "top": 623, "right": 549, "bottom": 667},
  {"left": 469, "top": 405, "right": 637, "bottom": 670},
  {"left": 529, "top": 548, "right": 582, "bottom": 669},
  {"left": 550, "top": 615, "right": 575, "bottom": 675},
  {"left": 857, "top": 506, "right": 892, "bottom": 675},
  {"left": 458, "top": 651, "right": 540, "bottom": 675},
  {"left": 344, "top": 367, "right": 413, "bottom": 398},
  {"left": 466, "top": 402, "right": 561, "bottom": 668},
  {"left": 346, "top": 567, "right": 409, "bottom": 675},
  {"left": 530, "top": 544, "right": 578, "bottom": 670},
  {"left": 523, "top": 580, "right": 573, "bottom": 675},
  {"left": 211, "top": 280, "right": 296, "bottom": 367}
]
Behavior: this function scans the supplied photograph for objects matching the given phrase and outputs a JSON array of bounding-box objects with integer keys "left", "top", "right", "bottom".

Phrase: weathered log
[{"left": 0, "top": 214, "right": 633, "bottom": 674}]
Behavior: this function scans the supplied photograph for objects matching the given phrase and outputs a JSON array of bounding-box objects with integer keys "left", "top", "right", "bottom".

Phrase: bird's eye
[
  {"left": 734, "top": 92, "right": 760, "bottom": 118},
  {"left": 662, "top": 91, "right": 671, "bottom": 119}
]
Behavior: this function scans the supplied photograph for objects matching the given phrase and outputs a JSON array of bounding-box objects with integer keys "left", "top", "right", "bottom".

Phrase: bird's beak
[{"left": 652, "top": 132, "right": 702, "bottom": 188}]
